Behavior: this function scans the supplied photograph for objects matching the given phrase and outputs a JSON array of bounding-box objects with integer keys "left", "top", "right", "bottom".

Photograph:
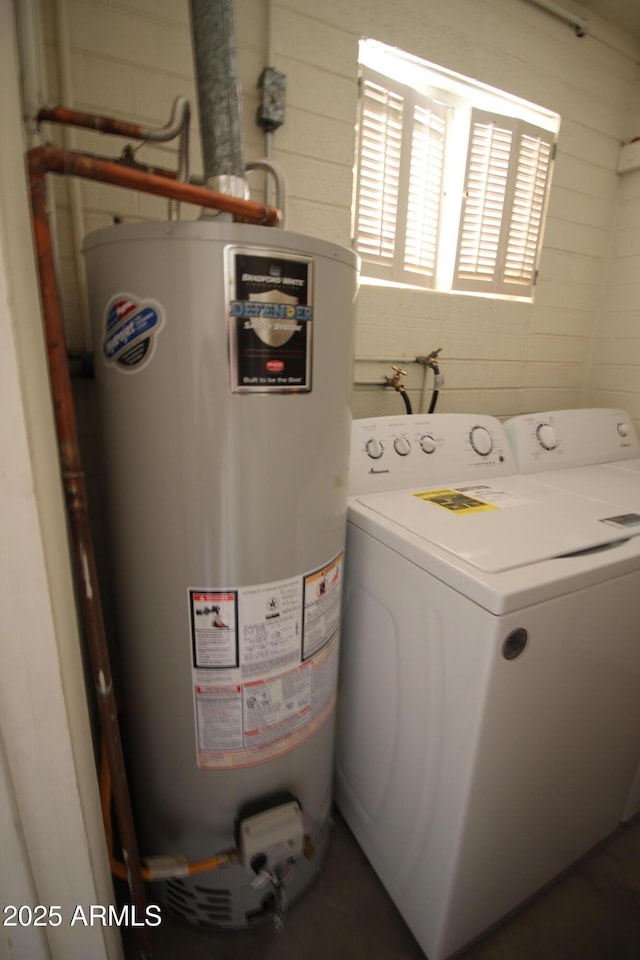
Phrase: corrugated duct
[{"left": 189, "top": 0, "right": 248, "bottom": 199}]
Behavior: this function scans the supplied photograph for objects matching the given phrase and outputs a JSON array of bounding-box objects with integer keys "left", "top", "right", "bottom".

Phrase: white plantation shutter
[
  {"left": 354, "top": 57, "right": 556, "bottom": 299},
  {"left": 456, "top": 118, "right": 512, "bottom": 281},
  {"left": 453, "top": 111, "right": 554, "bottom": 296},
  {"left": 354, "top": 69, "right": 446, "bottom": 287},
  {"left": 354, "top": 73, "right": 404, "bottom": 273},
  {"left": 404, "top": 103, "right": 446, "bottom": 279},
  {"left": 504, "top": 129, "right": 553, "bottom": 284}
]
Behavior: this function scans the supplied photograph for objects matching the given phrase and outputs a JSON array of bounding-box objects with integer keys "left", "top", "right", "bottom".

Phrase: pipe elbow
[{"left": 139, "top": 95, "right": 191, "bottom": 142}]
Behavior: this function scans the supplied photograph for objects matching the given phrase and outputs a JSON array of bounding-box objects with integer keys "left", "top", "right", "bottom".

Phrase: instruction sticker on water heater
[
  {"left": 189, "top": 552, "right": 343, "bottom": 769},
  {"left": 190, "top": 591, "right": 239, "bottom": 668},
  {"left": 227, "top": 248, "right": 313, "bottom": 393}
]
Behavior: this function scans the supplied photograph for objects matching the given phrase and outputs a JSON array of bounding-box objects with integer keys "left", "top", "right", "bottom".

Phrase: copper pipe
[
  {"left": 27, "top": 141, "right": 282, "bottom": 956},
  {"left": 37, "top": 102, "right": 193, "bottom": 221},
  {"left": 38, "top": 100, "right": 191, "bottom": 148},
  {"left": 28, "top": 144, "right": 281, "bottom": 225},
  {"left": 27, "top": 154, "right": 151, "bottom": 954},
  {"left": 38, "top": 105, "right": 147, "bottom": 139}
]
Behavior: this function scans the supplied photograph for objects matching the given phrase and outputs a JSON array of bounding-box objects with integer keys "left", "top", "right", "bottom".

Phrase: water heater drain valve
[{"left": 239, "top": 801, "right": 305, "bottom": 876}]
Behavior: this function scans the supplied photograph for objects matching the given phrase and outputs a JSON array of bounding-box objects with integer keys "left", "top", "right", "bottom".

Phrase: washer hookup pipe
[{"left": 385, "top": 365, "right": 413, "bottom": 415}]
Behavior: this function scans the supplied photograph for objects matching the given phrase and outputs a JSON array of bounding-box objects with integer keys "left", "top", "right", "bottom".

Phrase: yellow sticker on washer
[{"left": 413, "top": 488, "right": 497, "bottom": 514}]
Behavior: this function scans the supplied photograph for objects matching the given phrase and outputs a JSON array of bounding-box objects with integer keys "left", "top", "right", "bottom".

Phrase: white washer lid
[
  {"left": 515, "top": 463, "right": 640, "bottom": 509},
  {"left": 353, "top": 475, "right": 637, "bottom": 573},
  {"left": 608, "top": 458, "right": 640, "bottom": 475}
]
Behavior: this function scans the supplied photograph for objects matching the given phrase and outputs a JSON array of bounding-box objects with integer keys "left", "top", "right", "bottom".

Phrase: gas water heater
[{"left": 84, "top": 219, "right": 357, "bottom": 926}]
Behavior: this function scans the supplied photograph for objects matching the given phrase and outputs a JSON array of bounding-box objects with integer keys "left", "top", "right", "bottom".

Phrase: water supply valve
[
  {"left": 416, "top": 348, "right": 444, "bottom": 388},
  {"left": 385, "top": 365, "right": 408, "bottom": 392}
]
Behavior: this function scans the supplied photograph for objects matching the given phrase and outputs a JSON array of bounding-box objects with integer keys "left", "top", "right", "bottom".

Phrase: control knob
[
  {"left": 536, "top": 423, "right": 557, "bottom": 451},
  {"left": 394, "top": 436, "right": 411, "bottom": 456},
  {"left": 617, "top": 422, "right": 629, "bottom": 438},
  {"left": 469, "top": 425, "right": 493, "bottom": 457},
  {"left": 420, "top": 434, "right": 436, "bottom": 454},
  {"left": 365, "top": 437, "right": 384, "bottom": 460}
]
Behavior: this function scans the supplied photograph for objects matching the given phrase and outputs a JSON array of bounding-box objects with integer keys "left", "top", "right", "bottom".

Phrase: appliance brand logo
[
  {"left": 369, "top": 467, "right": 390, "bottom": 475},
  {"left": 102, "top": 294, "right": 164, "bottom": 373},
  {"left": 269, "top": 264, "right": 282, "bottom": 277}
]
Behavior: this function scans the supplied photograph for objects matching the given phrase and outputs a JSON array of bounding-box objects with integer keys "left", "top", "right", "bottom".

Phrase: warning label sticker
[
  {"left": 303, "top": 554, "right": 343, "bottom": 660},
  {"left": 195, "top": 683, "right": 243, "bottom": 752},
  {"left": 414, "top": 488, "right": 497, "bottom": 514},
  {"left": 189, "top": 552, "right": 342, "bottom": 769},
  {"left": 191, "top": 592, "right": 239, "bottom": 668}
]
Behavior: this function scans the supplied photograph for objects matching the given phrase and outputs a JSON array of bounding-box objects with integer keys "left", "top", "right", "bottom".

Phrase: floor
[{"left": 122, "top": 808, "right": 640, "bottom": 960}]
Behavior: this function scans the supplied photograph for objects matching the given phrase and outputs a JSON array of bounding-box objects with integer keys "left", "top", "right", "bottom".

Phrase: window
[{"left": 353, "top": 41, "right": 559, "bottom": 299}]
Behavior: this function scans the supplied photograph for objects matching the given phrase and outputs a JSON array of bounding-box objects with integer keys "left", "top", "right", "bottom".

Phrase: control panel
[
  {"left": 504, "top": 408, "right": 640, "bottom": 474},
  {"left": 349, "top": 414, "right": 516, "bottom": 495}
]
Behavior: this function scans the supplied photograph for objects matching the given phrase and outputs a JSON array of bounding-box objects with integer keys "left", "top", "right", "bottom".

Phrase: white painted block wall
[
  {"left": 38, "top": 0, "right": 640, "bottom": 421},
  {"left": 588, "top": 154, "right": 640, "bottom": 422}
]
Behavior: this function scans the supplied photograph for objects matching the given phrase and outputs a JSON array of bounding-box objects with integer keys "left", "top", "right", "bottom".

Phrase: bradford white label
[{"left": 227, "top": 249, "right": 314, "bottom": 394}]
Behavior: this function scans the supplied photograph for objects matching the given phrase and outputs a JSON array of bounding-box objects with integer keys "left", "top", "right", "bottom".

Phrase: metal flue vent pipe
[{"left": 189, "top": 0, "right": 248, "bottom": 201}]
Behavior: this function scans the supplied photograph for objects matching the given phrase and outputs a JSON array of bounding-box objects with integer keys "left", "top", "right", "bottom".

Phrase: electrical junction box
[
  {"left": 239, "top": 801, "right": 304, "bottom": 875},
  {"left": 618, "top": 139, "right": 640, "bottom": 175},
  {"left": 257, "top": 66, "right": 286, "bottom": 132}
]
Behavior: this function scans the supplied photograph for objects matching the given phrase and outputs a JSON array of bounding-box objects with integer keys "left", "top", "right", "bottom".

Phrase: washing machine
[
  {"left": 334, "top": 413, "right": 640, "bottom": 960},
  {"left": 504, "top": 406, "right": 640, "bottom": 822}
]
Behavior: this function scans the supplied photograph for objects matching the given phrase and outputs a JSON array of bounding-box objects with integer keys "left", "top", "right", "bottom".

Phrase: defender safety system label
[
  {"left": 227, "top": 248, "right": 314, "bottom": 394},
  {"left": 189, "top": 552, "right": 343, "bottom": 769}
]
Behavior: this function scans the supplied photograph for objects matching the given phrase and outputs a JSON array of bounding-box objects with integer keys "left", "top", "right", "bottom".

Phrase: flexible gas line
[{"left": 100, "top": 741, "right": 240, "bottom": 882}]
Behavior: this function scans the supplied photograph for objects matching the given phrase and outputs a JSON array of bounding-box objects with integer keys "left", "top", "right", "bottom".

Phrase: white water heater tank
[{"left": 83, "top": 220, "right": 357, "bottom": 926}]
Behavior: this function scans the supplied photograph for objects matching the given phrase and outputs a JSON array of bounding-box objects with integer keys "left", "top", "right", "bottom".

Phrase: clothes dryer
[
  {"left": 504, "top": 406, "right": 640, "bottom": 821},
  {"left": 504, "top": 408, "right": 640, "bottom": 514},
  {"left": 335, "top": 413, "right": 640, "bottom": 960}
]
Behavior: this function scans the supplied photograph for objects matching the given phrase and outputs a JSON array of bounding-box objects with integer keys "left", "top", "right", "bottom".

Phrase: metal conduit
[{"left": 245, "top": 157, "right": 288, "bottom": 227}]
